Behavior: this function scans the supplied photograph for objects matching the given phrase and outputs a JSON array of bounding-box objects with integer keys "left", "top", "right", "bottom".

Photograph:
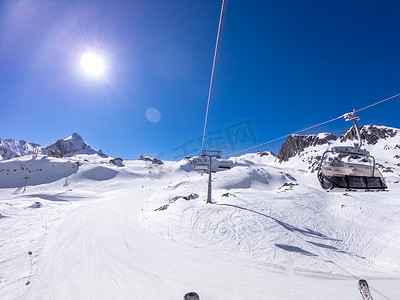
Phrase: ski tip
[
  {"left": 358, "top": 279, "right": 373, "bottom": 300},
  {"left": 184, "top": 292, "right": 200, "bottom": 300}
]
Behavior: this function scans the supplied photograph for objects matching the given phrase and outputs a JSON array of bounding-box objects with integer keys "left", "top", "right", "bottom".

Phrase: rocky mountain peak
[
  {"left": 278, "top": 133, "right": 336, "bottom": 162},
  {"left": 339, "top": 125, "right": 398, "bottom": 145},
  {"left": 45, "top": 133, "right": 105, "bottom": 158}
]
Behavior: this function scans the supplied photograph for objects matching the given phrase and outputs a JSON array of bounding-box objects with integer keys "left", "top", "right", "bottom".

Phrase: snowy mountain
[
  {"left": 0, "top": 133, "right": 106, "bottom": 161},
  {"left": 0, "top": 139, "right": 40, "bottom": 160},
  {"left": 1, "top": 126, "right": 400, "bottom": 299},
  {"left": 45, "top": 133, "right": 105, "bottom": 158}
]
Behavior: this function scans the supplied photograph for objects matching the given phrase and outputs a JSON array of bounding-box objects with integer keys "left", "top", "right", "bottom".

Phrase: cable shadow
[
  {"left": 218, "top": 203, "right": 341, "bottom": 241},
  {"left": 12, "top": 187, "right": 24, "bottom": 194},
  {"left": 307, "top": 241, "right": 350, "bottom": 254},
  {"left": 275, "top": 243, "right": 318, "bottom": 257},
  {"left": 24, "top": 192, "right": 96, "bottom": 202}
]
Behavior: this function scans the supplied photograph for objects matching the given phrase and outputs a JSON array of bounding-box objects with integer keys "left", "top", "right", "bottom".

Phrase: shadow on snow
[{"left": 218, "top": 203, "right": 341, "bottom": 241}]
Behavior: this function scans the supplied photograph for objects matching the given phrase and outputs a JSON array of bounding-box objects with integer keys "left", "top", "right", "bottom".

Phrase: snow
[
  {"left": 1, "top": 137, "right": 400, "bottom": 299},
  {"left": 316, "top": 132, "right": 332, "bottom": 139}
]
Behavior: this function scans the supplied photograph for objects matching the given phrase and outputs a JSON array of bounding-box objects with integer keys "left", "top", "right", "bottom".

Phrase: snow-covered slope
[{"left": 1, "top": 128, "right": 400, "bottom": 299}]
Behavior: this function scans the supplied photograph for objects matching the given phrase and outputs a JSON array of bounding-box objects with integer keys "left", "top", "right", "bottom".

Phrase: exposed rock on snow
[
  {"left": 257, "top": 150, "right": 275, "bottom": 157},
  {"left": 383, "top": 167, "right": 394, "bottom": 173},
  {"left": 154, "top": 204, "right": 169, "bottom": 211},
  {"left": 279, "top": 182, "right": 299, "bottom": 190},
  {"left": 109, "top": 158, "right": 124, "bottom": 167},
  {"left": 139, "top": 155, "right": 164, "bottom": 165},
  {"left": 169, "top": 193, "right": 199, "bottom": 203},
  {"left": 182, "top": 193, "right": 199, "bottom": 200},
  {"left": 221, "top": 192, "right": 236, "bottom": 197},
  {"left": 30, "top": 201, "right": 42, "bottom": 208}
]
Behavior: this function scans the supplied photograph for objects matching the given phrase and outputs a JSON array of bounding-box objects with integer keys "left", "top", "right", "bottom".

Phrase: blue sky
[{"left": 1, "top": 0, "right": 400, "bottom": 160}]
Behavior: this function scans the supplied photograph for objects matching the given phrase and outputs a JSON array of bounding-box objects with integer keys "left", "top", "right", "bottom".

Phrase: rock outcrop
[
  {"left": 340, "top": 125, "right": 398, "bottom": 145},
  {"left": 257, "top": 150, "right": 276, "bottom": 157},
  {"left": 278, "top": 133, "right": 336, "bottom": 162}
]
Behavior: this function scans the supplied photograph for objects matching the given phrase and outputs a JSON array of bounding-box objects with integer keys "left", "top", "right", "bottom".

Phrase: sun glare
[{"left": 80, "top": 52, "right": 105, "bottom": 78}]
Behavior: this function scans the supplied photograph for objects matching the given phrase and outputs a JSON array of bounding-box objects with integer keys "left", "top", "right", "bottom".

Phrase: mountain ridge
[
  {"left": 0, "top": 133, "right": 105, "bottom": 160},
  {"left": 1, "top": 125, "right": 399, "bottom": 166}
]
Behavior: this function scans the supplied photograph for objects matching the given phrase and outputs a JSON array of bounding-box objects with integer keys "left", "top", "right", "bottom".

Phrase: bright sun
[{"left": 80, "top": 52, "right": 105, "bottom": 78}]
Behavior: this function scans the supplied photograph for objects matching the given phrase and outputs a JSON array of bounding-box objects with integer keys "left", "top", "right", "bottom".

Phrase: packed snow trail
[{"left": 25, "top": 186, "right": 295, "bottom": 300}]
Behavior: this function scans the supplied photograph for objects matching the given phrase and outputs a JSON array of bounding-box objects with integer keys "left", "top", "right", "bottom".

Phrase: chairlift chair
[
  {"left": 193, "top": 156, "right": 209, "bottom": 174},
  {"left": 193, "top": 150, "right": 223, "bottom": 174},
  {"left": 217, "top": 159, "right": 232, "bottom": 170},
  {"left": 317, "top": 111, "right": 387, "bottom": 190}
]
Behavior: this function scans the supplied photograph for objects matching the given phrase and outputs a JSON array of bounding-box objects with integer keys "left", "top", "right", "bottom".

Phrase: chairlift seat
[
  {"left": 319, "top": 161, "right": 387, "bottom": 190},
  {"left": 195, "top": 164, "right": 209, "bottom": 170},
  {"left": 218, "top": 159, "right": 232, "bottom": 170},
  {"left": 218, "top": 164, "right": 231, "bottom": 169},
  {"left": 193, "top": 156, "right": 210, "bottom": 174},
  {"left": 320, "top": 174, "right": 386, "bottom": 190}
]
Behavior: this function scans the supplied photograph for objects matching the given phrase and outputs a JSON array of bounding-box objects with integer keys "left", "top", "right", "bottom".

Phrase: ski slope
[{"left": 1, "top": 154, "right": 400, "bottom": 299}]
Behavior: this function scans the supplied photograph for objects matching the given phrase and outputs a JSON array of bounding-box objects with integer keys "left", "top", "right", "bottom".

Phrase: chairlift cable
[
  {"left": 201, "top": 0, "right": 226, "bottom": 152},
  {"left": 227, "top": 92, "right": 400, "bottom": 157},
  {"left": 228, "top": 115, "right": 343, "bottom": 156},
  {"left": 354, "top": 92, "right": 400, "bottom": 114}
]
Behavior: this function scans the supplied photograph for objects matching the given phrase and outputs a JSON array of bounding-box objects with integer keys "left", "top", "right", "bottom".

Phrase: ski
[
  {"left": 358, "top": 279, "right": 373, "bottom": 300},
  {"left": 184, "top": 292, "right": 200, "bottom": 300}
]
